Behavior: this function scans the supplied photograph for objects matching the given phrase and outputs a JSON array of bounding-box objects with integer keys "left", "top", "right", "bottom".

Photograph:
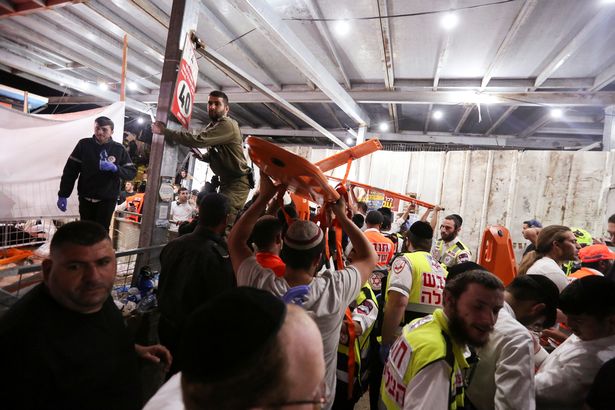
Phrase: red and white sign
[{"left": 171, "top": 33, "right": 199, "bottom": 128}]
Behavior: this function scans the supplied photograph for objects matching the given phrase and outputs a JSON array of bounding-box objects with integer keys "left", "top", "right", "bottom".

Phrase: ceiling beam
[
  {"left": 1, "top": 19, "right": 157, "bottom": 91},
  {"left": 264, "top": 102, "right": 300, "bottom": 129},
  {"left": 537, "top": 127, "right": 603, "bottom": 136},
  {"left": 377, "top": 0, "right": 398, "bottom": 133},
  {"left": 241, "top": 127, "right": 594, "bottom": 150},
  {"left": 485, "top": 106, "right": 517, "bottom": 136},
  {"left": 578, "top": 141, "right": 602, "bottom": 151},
  {"left": 0, "top": 0, "right": 15, "bottom": 12},
  {"left": 322, "top": 103, "right": 344, "bottom": 129},
  {"left": 591, "top": 62, "right": 615, "bottom": 91},
  {"left": 228, "top": 0, "right": 370, "bottom": 127},
  {"left": 433, "top": 34, "right": 451, "bottom": 90},
  {"left": 454, "top": 105, "right": 474, "bottom": 135},
  {"left": 534, "top": 9, "right": 615, "bottom": 88},
  {"left": 199, "top": 2, "right": 282, "bottom": 90},
  {"left": 230, "top": 103, "right": 265, "bottom": 127},
  {"left": 481, "top": 0, "right": 537, "bottom": 89},
  {"left": 201, "top": 44, "right": 348, "bottom": 148},
  {"left": 302, "top": 0, "right": 352, "bottom": 90},
  {"left": 125, "top": 90, "right": 615, "bottom": 106},
  {"left": 423, "top": 104, "right": 433, "bottom": 134},
  {"left": 0, "top": 49, "right": 150, "bottom": 113},
  {"left": 398, "top": 77, "right": 594, "bottom": 90},
  {"left": 519, "top": 111, "right": 561, "bottom": 138}
]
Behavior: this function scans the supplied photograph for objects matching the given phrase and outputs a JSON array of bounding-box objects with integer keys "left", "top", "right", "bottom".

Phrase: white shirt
[
  {"left": 143, "top": 372, "right": 183, "bottom": 410},
  {"left": 526, "top": 257, "right": 569, "bottom": 293},
  {"left": 467, "top": 302, "right": 536, "bottom": 410},
  {"left": 237, "top": 256, "right": 361, "bottom": 410},
  {"left": 169, "top": 201, "right": 194, "bottom": 232},
  {"left": 535, "top": 333, "right": 615, "bottom": 409}
]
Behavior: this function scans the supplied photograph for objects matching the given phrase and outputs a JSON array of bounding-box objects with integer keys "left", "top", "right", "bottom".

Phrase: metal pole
[{"left": 120, "top": 34, "right": 128, "bottom": 102}]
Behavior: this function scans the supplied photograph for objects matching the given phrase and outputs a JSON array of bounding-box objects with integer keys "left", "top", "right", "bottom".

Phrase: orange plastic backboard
[
  {"left": 315, "top": 139, "right": 382, "bottom": 173},
  {"left": 478, "top": 225, "right": 518, "bottom": 286},
  {"left": 247, "top": 136, "right": 339, "bottom": 205}
]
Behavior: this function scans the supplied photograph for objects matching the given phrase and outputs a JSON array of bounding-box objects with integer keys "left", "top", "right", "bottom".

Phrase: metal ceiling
[{"left": 1, "top": 0, "right": 615, "bottom": 149}]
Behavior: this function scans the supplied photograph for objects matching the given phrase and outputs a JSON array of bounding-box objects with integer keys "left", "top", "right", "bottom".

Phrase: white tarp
[{"left": 0, "top": 103, "right": 125, "bottom": 220}]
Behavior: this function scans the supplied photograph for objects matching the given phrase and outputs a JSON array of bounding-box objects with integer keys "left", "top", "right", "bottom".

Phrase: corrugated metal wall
[{"left": 295, "top": 147, "right": 615, "bottom": 260}]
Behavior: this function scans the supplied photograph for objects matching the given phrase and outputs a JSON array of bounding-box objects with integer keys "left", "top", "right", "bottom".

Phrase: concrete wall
[{"left": 300, "top": 147, "right": 615, "bottom": 261}]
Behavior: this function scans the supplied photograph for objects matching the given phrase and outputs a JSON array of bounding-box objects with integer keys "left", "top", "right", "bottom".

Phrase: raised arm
[
  {"left": 330, "top": 198, "right": 377, "bottom": 284},
  {"left": 228, "top": 171, "right": 278, "bottom": 273}
]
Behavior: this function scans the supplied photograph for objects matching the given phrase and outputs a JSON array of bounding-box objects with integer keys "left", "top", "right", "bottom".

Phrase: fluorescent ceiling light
[
  {"left": 550, "top": 108, "right": 564, "bottom": 119},
  {"left": 128, "top": 82, "right": 137, "bottom": 91},
  {"left": 379, "top": 122, "right": 389, "bottom": 132},
  {"left": 98, "top": 82, "right": 108, "bottom": 91},
  {"left": 335, "top": 20, "right": 351, "bottom": 36},
  {"left": 137, "top": 117, "right": 144, "bottom": 124},
  {"left": 441, "top": 13, "right": 459, "bottom": 30},
  {"left": 433, "top": 110, "right": 444, "bottom": 120},
  {"left": 345, "top": 137, "right": 353, "bottom": 145}
]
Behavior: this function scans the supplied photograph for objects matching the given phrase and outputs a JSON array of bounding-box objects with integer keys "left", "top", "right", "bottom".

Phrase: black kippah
[
  {"left": 409, "top": 221, "right": 433, "bottom": 240},
  {"left": 179, "top": 287, "right": 287, "bottom": 382}
]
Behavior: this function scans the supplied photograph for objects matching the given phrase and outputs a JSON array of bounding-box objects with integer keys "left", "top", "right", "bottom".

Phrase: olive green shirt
[{"left": 164, "top": 116, "right": 250, "bottom": 181}]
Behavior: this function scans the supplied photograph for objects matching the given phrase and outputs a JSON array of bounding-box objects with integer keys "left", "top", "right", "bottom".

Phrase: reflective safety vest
[
  {"left": 381, "top": 309, "right": 469, "bottom": 410},
  {"left": 433, "top": 239, "right": 471, "bottom": 268},
  {"left": 125, "top": 193, "right": 145, "bottom": 222},
  {"left": 337, "top": 284, "right": 378, "bottom": 399},
  {"left": 385, "top": 251, "right": 447, "bottom": 324}
]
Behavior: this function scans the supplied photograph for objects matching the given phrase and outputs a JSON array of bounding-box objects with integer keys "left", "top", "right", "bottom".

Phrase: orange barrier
[
  {"left": 0, "top": 248, "right": 33, "bottom": 265},
  {"left": 315, "top": 139, "right": 382, "bottom": 172},
  {"left": 247, "top": 136, "right": 339, "bottom": 205},
  {"left": 478, "top": 225, "right": 517, "bottom": 286}
]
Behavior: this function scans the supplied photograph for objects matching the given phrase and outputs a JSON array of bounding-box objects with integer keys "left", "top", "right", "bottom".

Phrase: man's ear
[
  {"left": 275, "top": 233, "right": 283, "bottom": 245},
  {"left": 443, "top": 289, "right": 454, "bottom": 308},
  {"left": 530, "top": 302, "right": 546, "bottom": 317},
  {"left": 42, "top": 259, "right": 52, "bottom": 284}
]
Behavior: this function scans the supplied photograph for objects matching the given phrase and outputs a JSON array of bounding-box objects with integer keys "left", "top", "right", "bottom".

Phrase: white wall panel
[{"left": 304, "top": 147, "right": 614, "bottom": 260}]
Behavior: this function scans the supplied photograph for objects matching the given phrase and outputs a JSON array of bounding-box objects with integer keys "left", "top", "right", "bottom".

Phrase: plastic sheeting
[{"left": 0, "top": 103, "right": 125, "bottom": 220}]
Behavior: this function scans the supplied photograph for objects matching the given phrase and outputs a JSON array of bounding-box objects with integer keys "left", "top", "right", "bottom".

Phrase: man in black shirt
[
  {"left": 57, "top": 116, "right": 137, "bottom": 229},
  {"left": 158, "top": 193, "right": 236, "bottom": 376},
  {"left": 0, "top": 221, "right": 171, "bottom": 410}
]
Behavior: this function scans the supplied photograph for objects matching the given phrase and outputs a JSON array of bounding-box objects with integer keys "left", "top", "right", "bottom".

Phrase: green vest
[
  {"left": 385, "top": 251, "right": 447, "bottom": 322},
  {"left": 381, "top": 309, "right": 469, "bottom": 410},
  {"left": 337, "top": 284, "right": 378, "bottom": 389}
]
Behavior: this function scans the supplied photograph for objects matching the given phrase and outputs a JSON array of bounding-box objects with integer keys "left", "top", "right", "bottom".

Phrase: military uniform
[{"left": 164, "top": 116, "right": 250, "bottom": 223}]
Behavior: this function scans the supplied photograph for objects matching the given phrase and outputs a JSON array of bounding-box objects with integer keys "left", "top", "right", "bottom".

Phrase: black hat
[{"left": 180, "top": 287, "right": 287, "bottom": 382}]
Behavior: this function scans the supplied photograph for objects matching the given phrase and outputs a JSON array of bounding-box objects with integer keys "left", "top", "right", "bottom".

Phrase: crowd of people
[{"left": 3, "top": 90, "right": 614, "bottom": 410}]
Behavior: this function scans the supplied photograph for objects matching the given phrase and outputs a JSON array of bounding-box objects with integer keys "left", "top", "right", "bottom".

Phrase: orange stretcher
[
  {"left": 0, "top": 248, "right": 33, "bottom": 265},
  {"left": 247, "top": 136, "right": 340, "bottom": 205},
  {"left": 478, "top": 225, "right": 517, "bottom": 286},
  {"left": 314, "top": 139, "right": 382, "bottom": 172}
]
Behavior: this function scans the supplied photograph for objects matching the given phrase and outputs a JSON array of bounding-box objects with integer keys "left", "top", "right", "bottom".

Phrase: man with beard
[
  {"left": 466, "top": 275, "right": 559, "bottom": 410},
  {"left": 432, "top": 214, "right": 471, "bottom": 269},
  {"left": 381, "top": 270, "right": 504, "bottom": 410},
  {"left": 152, "top": 90, "right": 251, "bottom": 226}
]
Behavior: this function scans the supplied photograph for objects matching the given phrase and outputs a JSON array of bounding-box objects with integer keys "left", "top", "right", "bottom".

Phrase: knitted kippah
[
  {"left": 284, "top": 220, "right": 324, "bottom": 250},
  {"left": 179, "top": 287, "right": 286, "bottom": 382}
]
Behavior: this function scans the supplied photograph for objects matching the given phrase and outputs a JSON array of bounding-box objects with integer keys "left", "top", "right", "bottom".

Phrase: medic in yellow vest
[
  {"left": 381, "top": 221, "right": 448, "bottom": 349},
  {"left": 432, "top": 214, "right": 471, "bottom": 269},
  {"left": 381, "top": 270, "right": 505, "bottom": 410}
]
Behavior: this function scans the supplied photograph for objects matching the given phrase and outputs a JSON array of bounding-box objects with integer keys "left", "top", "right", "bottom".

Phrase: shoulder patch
[{"left": 456, "top": 241, "right": 466, "bottom": 251}]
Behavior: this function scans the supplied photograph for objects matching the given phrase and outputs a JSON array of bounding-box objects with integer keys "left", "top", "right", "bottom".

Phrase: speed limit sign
[
  {"left": 171, "top": 33, "right": 199, "bottom": 128},
  {"left": 176, "top": 80, "right": 193, "bottom": 118}
]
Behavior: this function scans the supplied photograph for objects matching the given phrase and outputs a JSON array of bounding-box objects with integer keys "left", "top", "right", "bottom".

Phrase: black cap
[
  {"left": 180, "top": 287, "right": 287, "bottom": 382},
  {"left": 446, "top": 262, "right": 487, "bottom": 282}
]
